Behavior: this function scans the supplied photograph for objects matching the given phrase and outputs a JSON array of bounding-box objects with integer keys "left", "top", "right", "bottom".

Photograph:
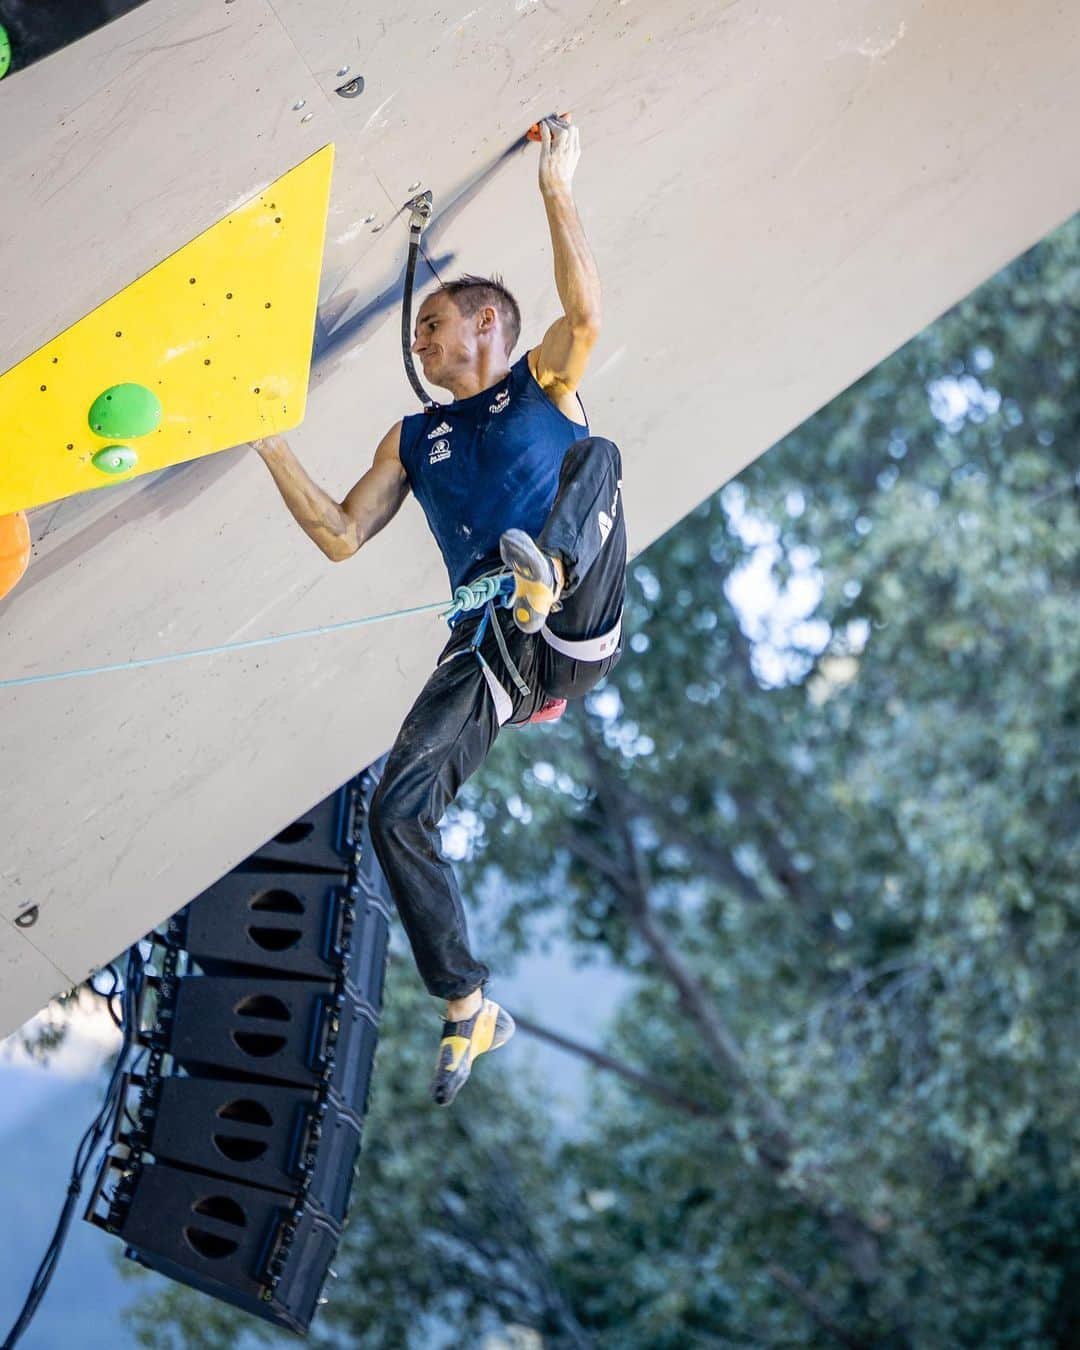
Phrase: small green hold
[
  {"left": 92, "top": 446, "right": 139, "bottom": 476},
  {"left": 0, "top": 25, "right": 11, "bottom": 81},
  {"left": 88, "top": 383, "right": 162, "bottom": 438}
]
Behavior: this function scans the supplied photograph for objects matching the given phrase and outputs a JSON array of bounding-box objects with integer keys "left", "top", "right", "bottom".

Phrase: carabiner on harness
[{"left": 401, "top": 190, "right": 441, "bottom": 411}]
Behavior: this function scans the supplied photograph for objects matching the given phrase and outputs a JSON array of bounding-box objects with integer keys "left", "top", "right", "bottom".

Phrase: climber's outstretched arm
[
  {"left": 251, "top": 422, "right": 408, "bottom": 562},
  {"left": 530, "top": 116, "right": 602, "bottom": 403}
]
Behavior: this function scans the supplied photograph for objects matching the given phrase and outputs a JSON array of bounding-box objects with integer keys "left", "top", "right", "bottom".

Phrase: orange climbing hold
[
  {"left": 527, "top": 112, "right": 572, "bottom": 141},
  {"left": 0, "top": 511, "right": 30, "bottom": 600}
]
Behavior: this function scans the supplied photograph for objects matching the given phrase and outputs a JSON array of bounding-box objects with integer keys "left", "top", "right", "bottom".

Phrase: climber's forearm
[{"left": 252, "top": 435, "right": 359, "bottom": 561}]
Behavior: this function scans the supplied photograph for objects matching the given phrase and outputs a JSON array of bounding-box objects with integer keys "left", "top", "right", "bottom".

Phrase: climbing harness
[
  {"left": 465, "top": 577, "right": 533, "bottom": 700},
  {"left": 440, "top": 572, "right": 536, "bottom": 723},
  {"left": 401, "top": 190, "right": 441, "bottom": 411},
  {"left": 441, "top": 570, "right": 622, "bottom": 728}
]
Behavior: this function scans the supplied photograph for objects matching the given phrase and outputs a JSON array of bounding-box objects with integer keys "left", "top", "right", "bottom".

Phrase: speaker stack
[{"left": 85, "top": 760, "right": 393, "bottom": 1334}]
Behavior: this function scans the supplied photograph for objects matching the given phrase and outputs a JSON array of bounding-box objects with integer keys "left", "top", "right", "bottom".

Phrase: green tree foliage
[{"left": 127, "top": 220, "right": 1078, "bottom": 1347}]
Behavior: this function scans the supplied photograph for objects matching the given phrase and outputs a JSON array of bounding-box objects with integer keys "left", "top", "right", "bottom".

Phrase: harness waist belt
[{"left": 540, "top": 613, "right": 622, "bottom": 662}]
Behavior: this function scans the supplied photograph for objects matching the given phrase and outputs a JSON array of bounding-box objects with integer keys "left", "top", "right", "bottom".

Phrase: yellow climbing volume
[{"left": 0, "top": 144, "right": 335, "bottom": 515}]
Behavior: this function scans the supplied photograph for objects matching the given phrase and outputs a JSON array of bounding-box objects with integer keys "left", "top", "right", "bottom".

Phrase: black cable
[
  {"left": 401, "top": 230, "right": 439, "bottom": 410},
  {"left": 90, "top": 964, "right": 125, "bottom": 1030},
  {"left": 88, "top": 965, "right": 120, "bottom": 1000},
  {"left": 1, "top": 943, "right": 147, "bottom": 1349}
]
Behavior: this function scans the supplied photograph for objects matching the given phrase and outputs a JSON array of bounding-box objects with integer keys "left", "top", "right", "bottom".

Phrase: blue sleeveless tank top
[{"left": 399, "top": 354, "right": 588, "bottom": 593}]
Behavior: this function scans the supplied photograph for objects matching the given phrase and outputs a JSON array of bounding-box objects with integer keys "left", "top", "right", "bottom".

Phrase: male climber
[{"left": 250, "top": 115, "right": 626, "bottom": 1105}]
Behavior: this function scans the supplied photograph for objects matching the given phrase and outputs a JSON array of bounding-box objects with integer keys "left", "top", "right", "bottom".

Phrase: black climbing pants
[{"left": 369, "top": 437, "right": 627, "bottom": 999}]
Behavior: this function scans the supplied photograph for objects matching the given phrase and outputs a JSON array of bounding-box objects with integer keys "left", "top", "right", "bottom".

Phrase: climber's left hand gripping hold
[{"left": 537, "top": 115, "right": 581, "bottom": 198}]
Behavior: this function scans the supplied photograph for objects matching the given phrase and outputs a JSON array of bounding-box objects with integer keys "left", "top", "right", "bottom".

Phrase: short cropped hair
[{"left": 441, "top": 274, "right": 522, "bottom": 355}]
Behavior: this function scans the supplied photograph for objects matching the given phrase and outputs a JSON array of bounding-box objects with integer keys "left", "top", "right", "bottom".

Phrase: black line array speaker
[{"left": 85, "top": 759, "right": 393, "bottom": 1334}]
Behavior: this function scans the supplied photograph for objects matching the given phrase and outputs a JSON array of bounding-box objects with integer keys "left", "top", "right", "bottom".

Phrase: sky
[
  {"left": 1, "top": 990, "right": 122, "bottom": 1127},
  {"left": 0, "top": 993, "right": 148, "bottom": 1350}
]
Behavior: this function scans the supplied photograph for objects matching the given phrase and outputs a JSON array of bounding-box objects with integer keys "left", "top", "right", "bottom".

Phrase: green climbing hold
[
  {"left": 88, "top": 384, "right": 162, "bottom": 439},
  {"left": 0, "top": 25, "right": 11, "bottom": 81},
  {"left": 92, "top": 446, "right": 139, "bottom": 476}
]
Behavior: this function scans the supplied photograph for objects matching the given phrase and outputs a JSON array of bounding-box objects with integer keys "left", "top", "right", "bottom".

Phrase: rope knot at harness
[{"left": 441, "top": 573, "right": 514, "bottom": 620}]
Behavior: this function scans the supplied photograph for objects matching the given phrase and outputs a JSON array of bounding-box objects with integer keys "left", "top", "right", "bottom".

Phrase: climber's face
[{"left": 412, "top": 291, "right": 497, "bottom": 389}]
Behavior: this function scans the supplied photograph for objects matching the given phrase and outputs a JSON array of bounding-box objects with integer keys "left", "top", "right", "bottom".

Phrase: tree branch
[
  {"left": 575, "top": 722, "right": 792, "bottom": 1159},
  {"left": 558, "top": 827, "right": 631, "bottom": 892},
  {"left": 766, "top": 1263, "right": 871, "bottom": 1350},
  {"left": 571, "top": 714, "right": 888, "bottom": 1299},
  {"left": 512, "top": 1012, "right": 727, "bottom": 1123},
  {"left": 600, "top": 775, "right": 772, "bottom": 909}
]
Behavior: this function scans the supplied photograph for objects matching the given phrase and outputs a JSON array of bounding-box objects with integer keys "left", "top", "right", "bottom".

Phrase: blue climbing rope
[{"left": 0, "top": 573, "right": 514, "bottom": 692}]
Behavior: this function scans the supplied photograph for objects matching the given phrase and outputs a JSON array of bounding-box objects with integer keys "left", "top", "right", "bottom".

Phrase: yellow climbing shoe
[
  {"left": 431, "top": 998, "right": 516, "bottom": 1107},
  {"left": 499, "top": 528, "right": 563, "bottom": 634}
]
